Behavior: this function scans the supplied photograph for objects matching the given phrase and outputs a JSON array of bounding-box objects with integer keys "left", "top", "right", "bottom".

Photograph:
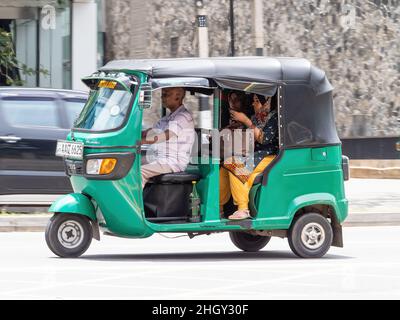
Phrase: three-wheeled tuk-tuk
[{"left": 46, "top": 57, "right": 349, "bottom": 258}]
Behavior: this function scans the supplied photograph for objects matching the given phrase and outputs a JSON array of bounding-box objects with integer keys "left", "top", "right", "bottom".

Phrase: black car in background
[{"left": 0, "top": 88, "right": 87, "bottom": 206}]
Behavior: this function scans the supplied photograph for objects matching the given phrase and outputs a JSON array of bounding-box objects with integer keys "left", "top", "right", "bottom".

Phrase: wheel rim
[
  {"left": 57, "top": 220, "right": 84, "bottom": 249},
  {"left": 300, "top": 222, "right": 325, "bottom": 250}
]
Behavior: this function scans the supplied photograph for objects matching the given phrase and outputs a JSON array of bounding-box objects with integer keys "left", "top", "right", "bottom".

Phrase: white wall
[
  {"left": 39, "top": 16, "right": 63, "bottom": 88},
  {"left": 72, "top": 0, "right": 97, "bottom": 91}
]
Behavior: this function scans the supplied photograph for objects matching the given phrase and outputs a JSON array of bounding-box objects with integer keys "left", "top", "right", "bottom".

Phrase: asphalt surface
[{"left": 0, "top": 226, "right": 399, "bottom": 299}]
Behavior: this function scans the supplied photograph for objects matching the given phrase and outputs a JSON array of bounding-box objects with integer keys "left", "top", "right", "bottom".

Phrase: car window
[
  {"left": 1, "top": 98, "right": 59, "bottom": 128},
  {"left": 64, "top": 99, "right": 87, "bottom": 128}
]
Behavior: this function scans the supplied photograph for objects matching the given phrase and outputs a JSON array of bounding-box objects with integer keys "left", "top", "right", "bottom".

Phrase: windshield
[{"left": 74, "top": 87, "right": 133, "bottom": 131}]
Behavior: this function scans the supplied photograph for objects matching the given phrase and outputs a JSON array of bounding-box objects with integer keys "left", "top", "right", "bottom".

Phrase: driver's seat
[
  {"left": 144, "top": 171, "right": 202, "bottom": 223},
  {"left": 148, "top": 171, "right": 201, "bottom": 184}
]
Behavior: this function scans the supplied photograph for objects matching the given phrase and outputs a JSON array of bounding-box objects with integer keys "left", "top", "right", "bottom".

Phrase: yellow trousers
[{"left": 220, "top": 155, "right": 275, "bottom": 210}]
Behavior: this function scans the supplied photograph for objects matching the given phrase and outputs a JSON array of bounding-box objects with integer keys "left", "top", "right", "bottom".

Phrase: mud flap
[
  {"left": 91, "top": 220, "right": 100, "bottom": 241},
  {"left": 332, "top": 223, "right": 343, "bottom": 247}
]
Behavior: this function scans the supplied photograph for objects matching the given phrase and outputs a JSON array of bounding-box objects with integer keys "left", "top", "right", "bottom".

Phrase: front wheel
[
  {"left": 229, "top": 232, "right": 271, "bottom": 252},
  {"left": 45, "top": 213, "right": 93, "bottom": 258},
  {"left": 288, "top": 213, "right": 333, "bottom": 258}
]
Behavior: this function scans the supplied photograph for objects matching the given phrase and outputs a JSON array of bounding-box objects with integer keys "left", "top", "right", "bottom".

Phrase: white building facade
[{"left": 0, "top": 0, "right": 104, "bottom": 91}]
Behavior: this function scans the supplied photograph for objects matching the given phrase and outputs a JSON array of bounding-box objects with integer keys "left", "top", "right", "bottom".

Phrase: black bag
[{"left": 143, "top": 182, "right": 192, "bottom": 220}]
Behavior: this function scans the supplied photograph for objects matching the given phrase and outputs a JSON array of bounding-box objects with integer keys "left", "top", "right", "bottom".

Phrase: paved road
[{"left": 0, "top": 226, "right": 399, "bottom": 299}]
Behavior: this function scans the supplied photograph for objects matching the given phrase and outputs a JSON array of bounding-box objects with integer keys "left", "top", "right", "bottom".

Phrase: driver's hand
[{"left": 141, "top": 128, "right": 152, "bottom": 138}]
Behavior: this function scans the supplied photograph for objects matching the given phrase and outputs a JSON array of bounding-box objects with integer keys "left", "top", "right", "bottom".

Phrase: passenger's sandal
[{"left": 228, "top": 209, "right": 251, "bottom": 220}]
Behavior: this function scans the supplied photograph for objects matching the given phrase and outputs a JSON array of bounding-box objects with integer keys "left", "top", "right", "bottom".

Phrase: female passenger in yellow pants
[
  {"left": 220, "top": 155, "right": 275, "bottom": 215},
  {"left": 220, "top": 93, "right": 279, "bottom": 220}
]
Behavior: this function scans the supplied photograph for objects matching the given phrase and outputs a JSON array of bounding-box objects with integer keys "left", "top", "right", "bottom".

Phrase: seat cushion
[{"left": 148, "top": 172, "right": 202, "bottom": 184}]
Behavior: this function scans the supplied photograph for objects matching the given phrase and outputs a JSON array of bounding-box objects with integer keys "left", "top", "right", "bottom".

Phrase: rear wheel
[
  {"left": 288, "top": 213, "right": 333, "bottom": 258},
  {"left": 45, "top": 213, "right": 93, "bottom": 258},
  {"left": 229, "top": 232, "right": 271, "bottom": 252}
]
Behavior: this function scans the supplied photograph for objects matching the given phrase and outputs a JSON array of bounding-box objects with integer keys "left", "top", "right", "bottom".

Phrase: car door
[{"left": 0, "top": 94, "right": 71, "bottom": 195}]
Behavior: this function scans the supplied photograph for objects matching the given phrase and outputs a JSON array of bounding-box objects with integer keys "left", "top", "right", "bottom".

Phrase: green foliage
[
  {"left": 0, "top": 28, "right": 49, "bottom": 86},
  {"left": 57, "top": 0, "right": 69, "bottom": 8}
]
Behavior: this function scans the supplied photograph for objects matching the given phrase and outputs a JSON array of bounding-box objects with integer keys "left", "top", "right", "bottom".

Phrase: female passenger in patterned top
[{"left": 219, "top": 93, "right": 279, "bottom": 220}]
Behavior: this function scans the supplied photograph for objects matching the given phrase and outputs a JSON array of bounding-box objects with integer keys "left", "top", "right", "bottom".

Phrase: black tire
[
  {"left": 229, "top": 231, "right": 271, "bottom": 252},
  {"left": 45, "top": 213, "right": 93, "bottom": 258},
  {"left": 288, "top": 213, "right": 333, "bottom": 258}
]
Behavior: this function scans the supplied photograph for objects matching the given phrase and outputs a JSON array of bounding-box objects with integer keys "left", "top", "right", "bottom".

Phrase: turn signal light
[
  {"left": 87, "top": 158, "right": 117, "bottom": 175},
  {"left": 99, "top": 158, "right": 117, "bottom": 175}
]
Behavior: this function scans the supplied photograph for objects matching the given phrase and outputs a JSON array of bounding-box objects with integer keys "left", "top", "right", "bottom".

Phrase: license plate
[{"left": 56, "top": 140, "right": 84, "bottom": 160}]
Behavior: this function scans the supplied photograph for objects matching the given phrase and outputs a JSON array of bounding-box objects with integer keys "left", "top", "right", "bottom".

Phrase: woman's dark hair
[
  {"left": 227, "top": 90, "right": 247, "bottom": 113},
  {"left": 255, "top": 94, "right": 267, "bottom": 105},
  {"left": 270, "top": 93, "right": 278, "bottom": 112},
  {"left": 255, "top": 93, "right": 277, "bottom": 111}
]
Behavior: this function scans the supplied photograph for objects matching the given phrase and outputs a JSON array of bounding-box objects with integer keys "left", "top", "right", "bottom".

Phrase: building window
[{"left": 0, "top": 1, "right": 72, "bottom": 89}]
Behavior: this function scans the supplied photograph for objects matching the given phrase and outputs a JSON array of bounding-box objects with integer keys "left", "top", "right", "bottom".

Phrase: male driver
[{"left": 141, "top": 87, "right": 195, "bottom": 188}]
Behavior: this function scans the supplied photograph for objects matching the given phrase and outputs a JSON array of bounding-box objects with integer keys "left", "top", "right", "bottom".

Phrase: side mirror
[{"left": 138, "top": 83, "right": 152, "bottom": 109}]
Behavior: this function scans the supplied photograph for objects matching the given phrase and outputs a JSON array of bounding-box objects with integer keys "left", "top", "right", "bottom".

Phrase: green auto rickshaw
[{"left": 45, "top": 57, "right": 349, "bottom": 258}]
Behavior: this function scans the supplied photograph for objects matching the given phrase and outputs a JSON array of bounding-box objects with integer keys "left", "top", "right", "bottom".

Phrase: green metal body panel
[
  {"left": 253, "top": 146, "right": 348, "bottom": 230},
  {"left": 48, "top": 193, "right": 96, "bottom": 221},
  {"left": 50, "top": 70, "right": 348, "bottom": 239},
  {"left": 66, "top": 71, "right": 154, "bottom": 238}
]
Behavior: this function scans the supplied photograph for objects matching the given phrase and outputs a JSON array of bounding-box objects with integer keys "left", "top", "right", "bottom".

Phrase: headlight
[{"left": 86, "top": 158, "right": 117, "bottom": 175}]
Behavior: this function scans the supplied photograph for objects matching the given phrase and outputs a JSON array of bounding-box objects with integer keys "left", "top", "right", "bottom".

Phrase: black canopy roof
[{"left": 100, "top": 57, "right": 333, "bottom": 95}]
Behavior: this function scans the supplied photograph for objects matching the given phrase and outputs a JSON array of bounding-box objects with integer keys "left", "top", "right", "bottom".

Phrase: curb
[
  {"left": 350, "top": 167, "right": 400, "bottom": 179},
  {"left": 349, "top": 160, "right": 400, "bottom": 179},
  {"left": 343, "top": 212, "right": 400, "bottom": 227},
  {"left": 343, "top": 213, "right": 400, "bottom": 227},
  {"left": 0, "top": 216, "right": 50, "bottom": 232},
  {"left": 1, "top": 213, "right": 400, "bottom": 232}
]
